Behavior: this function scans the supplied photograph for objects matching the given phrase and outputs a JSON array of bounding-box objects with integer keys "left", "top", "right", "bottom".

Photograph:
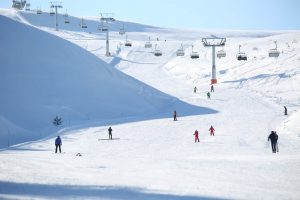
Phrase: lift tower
[
  {"left": 100, "top": 13, "right": 115, "bottom": 56},
  {"left": 51, "top": 2, "right": 62, "bottom": 31},
  {"left": 202, "top": 37, "right": 226, "bottom": 84}
]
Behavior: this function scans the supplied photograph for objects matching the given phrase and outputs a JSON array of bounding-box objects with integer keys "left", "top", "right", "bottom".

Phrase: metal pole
[
  {"left": 55, "top": 6, "right": 58, "bottom": 31},
  {"left": 211, "top": 46, "right": 217, "bottom": 84},
  {"left": 106, "top": 29, "right": 110, "bottom": 56}
]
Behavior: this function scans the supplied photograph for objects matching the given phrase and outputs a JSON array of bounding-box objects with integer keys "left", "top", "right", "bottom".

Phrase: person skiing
[
  {"left": 209, "top": 125, "right": 215, "bottom": 136},
  {"left": 173, "top": 110, "right": 177, "bottom": 121},
  {"left": 194, "top": 86, "right": 197, "bottom": 93},
  {"left": 108, "top": 127, "right": 113, "bottom": 140},
  {"left": 211, "top": 85, "right": 214, "bottom": 92},
  {"left": 268, "top": 131, "right": 278, "bottom": 153},
  {"left": 207, "top": 92, "right": 211, "bottom": 99},
  {"left": 55, "top": 136, "right": 62, "bottom": 153},
  {"left": 194, "top": 130, "right": 200, "bottom": 142},
  {"left": 284, "top": 106, "right": 288, "bottom": 115}
]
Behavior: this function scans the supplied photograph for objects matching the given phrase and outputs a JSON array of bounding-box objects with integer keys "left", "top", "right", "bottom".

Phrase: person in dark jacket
[
  {"left": 207, "top": 92, "right": 211, "bottom": 99},
  {"left": 55, "top": 136, "right": 62, "bottom": 153},
  {"left": 173, "top": 110, "right": 177, "bottom": 121},
  {"left": 268, "top": 131, "right": 278, "bottom": 153},
  {"left": 284, "top": 106, "right": 288, "bottom": 115},
  {"left": 194, "top": 86, "right": 197, "bottom": 93},
  {"left": 211, "top": 85, "right": 214, "bottom": 92},
  {"left": 108, "top": 127, "right": 113, "bottom": 140}
]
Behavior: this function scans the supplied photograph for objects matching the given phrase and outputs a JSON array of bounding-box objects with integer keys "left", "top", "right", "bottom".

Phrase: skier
[
  {"left": 211, "top": 85, "right": 214, "bottom": 92},
  {"left": 209, "top": 125, "right": 215, "bottom": 136},
  {"left": 194, "top": 130, "right": 200, "bottom": 142},
  {"left": 55, "top": 136, "right": 62, "bottom": 153},
  {"left": 108, "top": 127, "right": 113, "bottom": 140},
  {"left": 207, "top": 92, "right": 211, "bottom": 99},
  {"left": 268, "top": 131, "right": 279, "bottom": 153},
  {"left": 284, "top": 106, "right": 288, "bottom": 115},
  {"left": 173, "top": 110, "right": 177, "bottom": 121},
  {"left": 194, "top": 86, "right": 197, "bottom": 93}
]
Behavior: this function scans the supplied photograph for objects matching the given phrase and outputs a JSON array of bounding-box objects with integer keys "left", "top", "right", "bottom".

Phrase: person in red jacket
[
  {"left": 194, "top": 130, "right": 200, "bottom": 142},
  {"left": 209, "top": 125, "right": 215, "bottom": 136}
]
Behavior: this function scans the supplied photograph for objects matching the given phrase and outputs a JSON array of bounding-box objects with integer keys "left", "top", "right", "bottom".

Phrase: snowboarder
[
  {"left": 268, "top": 131, "right": 278, "bottom": 153},
  {"left": 194, "top": 86, "right": 197, "bottom": 93},
  {"left": 284, "top": 106, "right": 288, "bottom": 115},
  {"left": 173, "top": 110, "right": 177, "bottom": 121},
  {"left": 211, "top": 85, "right": 214, "bottom": 92},
  {"left": 194, "top": 130, "right": 200, "bottom": 142},
  {"left": 108, "top": 127, "right": 113, "bottom": 140},
  {"left": 207, "top": 92, "right": 211, "bottom": 99},
  {"left": 209, "top": 125, "right": 215, "bottom": 136},
  {"left": 55, "top": 136, "right": 62, "bottom": 153}
]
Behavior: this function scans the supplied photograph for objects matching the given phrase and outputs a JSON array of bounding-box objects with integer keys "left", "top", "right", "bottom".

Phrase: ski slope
[{"left": 0, "top": 8, "right": 300, "bottom": 200}]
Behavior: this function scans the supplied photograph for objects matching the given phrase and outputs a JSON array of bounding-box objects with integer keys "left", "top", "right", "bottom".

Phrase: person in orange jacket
[
  {"left": 194, "top": 130, "right": 200, "bottom": 142},
  {"left": 209, "top": 125, "right": 215, "bottom": 136}
]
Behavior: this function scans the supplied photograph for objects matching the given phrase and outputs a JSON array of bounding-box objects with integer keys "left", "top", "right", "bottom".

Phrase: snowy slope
[
  {"left": 0, "top": 11, "right": 215, "bottom": 148},
  {"left": 0, "top": 8, "right": 300, "bottom": 200}
]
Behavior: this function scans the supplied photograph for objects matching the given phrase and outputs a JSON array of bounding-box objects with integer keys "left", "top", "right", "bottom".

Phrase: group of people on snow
[
  {"left": 193, "top": 125, "right": 215, "bottom": 143},
  {"left": 193, "top": 85, "right": 214, "bottom": 99}
]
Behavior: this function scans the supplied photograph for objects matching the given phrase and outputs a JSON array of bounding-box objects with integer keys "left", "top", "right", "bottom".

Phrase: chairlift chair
[
  {"left": 236, "top": 45, "right": 247, "bottom": 61},
  {"left": 63, "top": 10, "right": 70, "bottom": 23},
  {"left": 125, "top": 36, "right": 132, "bottom": 47},
  {"left": 36, "top": 8, "right": 42, "bottom": 14},
  {"left": 50, "top": 8, "right": 55, "bottom": 16},
  {"left": 25, "top": 3, "right": 30, "bottom": 11},
  {"left": 119, "top": 25, "right": 125, "bottom": 35},
  {"left": 80, "top": 18, "right": 87, "bottom": 28},
  {"left": 145, "top": 37, "right": 152, "bottom": 48},
  {"left": 268, "top": 41, "right": 280, "bottom": 58},
  {"left": 190, "top": 45, "right": 199, "bottom": 59},
  {"left": 176, "top": 44, "right": 185, "bottom": 56},
  {"left": 154, "top": 44, "right": 162, "bottom": 56},
  {"left": 217, "top": 48, "right": 226, "bottom": 59}
]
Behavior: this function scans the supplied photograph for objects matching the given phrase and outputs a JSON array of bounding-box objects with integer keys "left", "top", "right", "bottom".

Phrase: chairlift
[
  {"left": 125, "top": 35, "right": 132, "bottom": 47},
  {"left": 236, "top": 45, "right": 247, "bottom": 61},
  {"left": 119, "top": 24, "right": 125, "bottom": 35},
  {"left": 176, "top": 44, "right": 185, "bottom": 56},
  {"left": 80, "top": 18, "right": 87, "bottom": 28},
  {"left": 64, "top": 10, "right": 70, "bottom": 23},
  {"left": 50, "top": 7, "right": 55, "bottom": 16},
  {"left": 217, "top": 47, "right": 226, "bottom": 58},
  {"left": 154, "top": 44, "right": 162, "bottom": 56},
  {"left": 190, "top": 45, "right": 199, "bottom": 59},
  {"left": 268, "top": 41, "right": 280, "bottom": 58},
  {"left": 98, "top": 21, "right": 108, "bottom": 32},
  {"left": 145, "top": 36, "right": 152, "bottom": 48},
  {"left": 36, "top": 8, "right": 42, "bottom": 14},
  {"left": 25, "top": 3, "right": 30, "bottom": 11}
]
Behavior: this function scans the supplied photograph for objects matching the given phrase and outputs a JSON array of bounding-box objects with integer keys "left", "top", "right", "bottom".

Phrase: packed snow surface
[{"left": 0, "top": 8, "right": 300, "bottom": 200}]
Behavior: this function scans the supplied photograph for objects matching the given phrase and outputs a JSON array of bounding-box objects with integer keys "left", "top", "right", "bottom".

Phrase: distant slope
[{"left": 0, "top": 14, "right": 216, "bottom": 148}]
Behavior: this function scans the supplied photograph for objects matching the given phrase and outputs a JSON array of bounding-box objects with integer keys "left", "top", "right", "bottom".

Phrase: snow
[{"left": 0, "top": 8, "right": 300, "bottom": 200}]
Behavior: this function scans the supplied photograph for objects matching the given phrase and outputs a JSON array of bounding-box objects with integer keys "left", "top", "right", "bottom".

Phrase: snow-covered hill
[{"left": 0, "top": 8, "right": 300, "bottom": 200}]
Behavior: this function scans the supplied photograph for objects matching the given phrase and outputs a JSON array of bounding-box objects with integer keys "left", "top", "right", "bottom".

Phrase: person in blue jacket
[{"left": 55, "top": 136, "right": 62, "bottom": 153}]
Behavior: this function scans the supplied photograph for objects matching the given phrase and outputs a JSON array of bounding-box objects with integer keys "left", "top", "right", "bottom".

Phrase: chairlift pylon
[
  {"left": 176, "top": 44, "right": 185, "bottom": 56},
  {"left": 190, "top": 45, "right": 199, "bottom": 59},
  {"left": 268, "top": 41, "right": 280, "bottom": 58},
  {"left": 236, "top": 44, "right": 247, "bottom": 61},
  {"left": 145, "top": 36, "right": 152, "bottom": 48}
]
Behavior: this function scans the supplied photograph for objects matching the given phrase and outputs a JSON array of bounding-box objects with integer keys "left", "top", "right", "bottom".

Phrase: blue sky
[{"left": 1, "top": 0, "right": 300, "bottom": 30}]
